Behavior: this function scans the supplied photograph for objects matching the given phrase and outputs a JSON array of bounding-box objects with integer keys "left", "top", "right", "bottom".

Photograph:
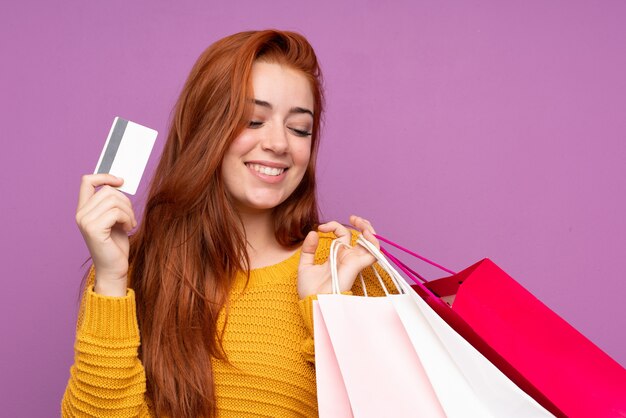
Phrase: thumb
[{"left": 299, "top": 231, "right": 319, "bottom": 269}]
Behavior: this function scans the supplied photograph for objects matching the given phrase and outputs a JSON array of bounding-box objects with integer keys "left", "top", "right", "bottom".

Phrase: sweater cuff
[
  {"left": 80, "top": 286, "right": 140, "bottom": 340},
  {"left": 298, "top": 294, "right": 319, "bottom": 336}
]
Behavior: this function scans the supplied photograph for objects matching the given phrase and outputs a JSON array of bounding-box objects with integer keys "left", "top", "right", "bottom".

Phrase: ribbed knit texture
[{"left": 61, "top": 231, "right": 391, "bottom": 417}]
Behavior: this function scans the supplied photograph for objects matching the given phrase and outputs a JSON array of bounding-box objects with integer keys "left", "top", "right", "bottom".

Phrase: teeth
[{"left": 247, "top": 163, "right": 285, "bottom": 176}]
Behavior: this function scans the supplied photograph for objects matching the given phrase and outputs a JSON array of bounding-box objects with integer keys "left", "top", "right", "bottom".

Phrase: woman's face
[{"left": 222, "top": 61, "right": 314, "bottom": 214}]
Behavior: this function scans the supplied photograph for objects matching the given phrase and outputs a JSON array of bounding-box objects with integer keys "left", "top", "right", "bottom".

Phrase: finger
[
  {"left": 78, "top": 195, "right": 136, "bottom": 233},
  {"left": 81, "top": 197, "right": 134, "bottom": 231},
  {"left": 77, "top": 174, "right": 124, "bottom": 211},
  {"left": 299, "top": 231, "right": 319, "bottom": 269},
  {"left": 82, "top": 206, "right": 135, "bottom": 235},
  {"left": 361, "top": 228, "right": 380, "bottom": 249},
  {"left": 349, "top": 215, "right": 376, "bottom": 235},
  {"left": 318, "top": 221, "right": 351, "bottom": 244},
  {"left": 101, "top": 208, "right": 134, "bottom": 233},
  {"left": 78, "top": 186, "right": 130, "bottom": 215},
  {"left": 77, "top": 186, "right": 136, "bottom": 227},
  {"left": 76, "top": 195, "right": 137, "bottom": 233}
]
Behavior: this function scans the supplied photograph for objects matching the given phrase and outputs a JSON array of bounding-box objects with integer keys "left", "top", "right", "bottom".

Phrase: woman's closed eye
[
  {"left": 289, "top": 127, "right": 312, "bottom": 137},
  {"left": 248, "top": 120, "right": 311, "bottom": 137}
]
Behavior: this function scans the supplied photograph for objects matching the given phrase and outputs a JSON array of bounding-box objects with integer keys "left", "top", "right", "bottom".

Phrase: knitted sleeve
[
  {"left": 298, "top": 232, "right": 398, "bottom": 363},
  {"left": 61, "top": 267, "right": 151, "bottom": 417}
]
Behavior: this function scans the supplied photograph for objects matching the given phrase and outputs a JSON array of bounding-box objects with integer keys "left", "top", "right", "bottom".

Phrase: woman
[{"left": 63, "top": 30, "right": 387, "bottom": 417}]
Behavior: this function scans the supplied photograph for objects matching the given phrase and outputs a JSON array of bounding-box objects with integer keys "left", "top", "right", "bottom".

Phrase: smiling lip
[
  {"left": 245, "top": 162, "right": 289, "bottom": 184},
  {"left": 245, "top": 160, "right": 289, "bottom": 169}
]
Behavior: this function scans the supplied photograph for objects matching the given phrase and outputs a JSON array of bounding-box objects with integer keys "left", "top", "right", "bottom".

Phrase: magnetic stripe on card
[{"left": 96, "top": 118, "right": 128, "bottom": 174}]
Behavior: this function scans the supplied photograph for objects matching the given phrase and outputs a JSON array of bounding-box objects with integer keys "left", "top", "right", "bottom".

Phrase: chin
[
  {"left": 250, "top": 202, "right": 280, "bottom": 211},
  {"left": 233, "top": 189, "right": 296, "bottom": 213},
  {"left": 240, "top": 197, "right": 287, "bottom": 212}
]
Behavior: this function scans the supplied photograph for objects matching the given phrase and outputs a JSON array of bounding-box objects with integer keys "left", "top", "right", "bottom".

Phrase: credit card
[{"left": 94, "top": 117, "right": 158, "bottom": 195}]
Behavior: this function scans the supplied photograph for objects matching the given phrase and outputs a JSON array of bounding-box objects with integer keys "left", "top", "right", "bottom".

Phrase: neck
[
  {"left": 236, "top": 208, "right": 297, "bottom": 269},
  {"left": 238, "top": 209, "right": 277, "bottom": 252}
]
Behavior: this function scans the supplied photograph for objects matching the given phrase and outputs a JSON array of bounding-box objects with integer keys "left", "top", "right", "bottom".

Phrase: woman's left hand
[{"left": 297, "top": 215, "right": 379, "bottom": 299}]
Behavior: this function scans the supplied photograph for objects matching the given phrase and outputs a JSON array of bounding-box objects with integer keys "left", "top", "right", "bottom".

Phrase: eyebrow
[{"left": 253, "top": 99, "right": 314, "bottom": 117}]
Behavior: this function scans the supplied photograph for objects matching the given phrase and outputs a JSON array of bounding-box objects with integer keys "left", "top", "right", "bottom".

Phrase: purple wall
[{"left": 1, "top": 1, "right": 624, "bottom": 415}]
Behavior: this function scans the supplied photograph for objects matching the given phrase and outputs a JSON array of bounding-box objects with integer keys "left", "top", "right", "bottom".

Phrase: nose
[{"left": 260, "top": 122, "right": 289, "bottom": 154}]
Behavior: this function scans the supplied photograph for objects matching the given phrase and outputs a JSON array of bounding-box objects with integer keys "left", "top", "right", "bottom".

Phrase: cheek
[
  {"left": 292, "top": 141, "right": 312, "bottom": 168},
  {"left": 228, "top": 132, "right": 257, "bottom": 155},
  {"left": 222, "top": 135, "right": 251, "bottom": 179}
]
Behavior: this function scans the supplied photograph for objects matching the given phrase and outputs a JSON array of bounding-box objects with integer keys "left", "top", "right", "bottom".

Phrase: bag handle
[
  {"left": 376, "top": 244, "right": 453, "bottom": 308},
  {"left": 329, "top": 237, "right": 405, "bottom": 296},
  {"left": 354, "top": 235, "right": 412, "bottom": 295},
  {"left": 331, "top": 239, "right": 377, "bottom": 294},
  {"left": 374, "top": 234, "right": 457, "bottom": 275},
  {"left": 381, "top": 247, "right": 427, "bottom": 283},
  {"left": 352, "top": 235, "right": 454, "bottom": 310},
  {"left": 329, "top": 239, "right": 349, "bottom": 294}
]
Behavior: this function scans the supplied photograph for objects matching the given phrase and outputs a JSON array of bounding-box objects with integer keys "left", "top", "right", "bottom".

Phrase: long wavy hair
[{"left": 128, "top": 30, "right": 324, "bottom": 417}]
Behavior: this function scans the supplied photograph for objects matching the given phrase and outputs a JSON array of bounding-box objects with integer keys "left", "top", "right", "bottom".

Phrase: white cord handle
[
  {"left": 328, "top": 235, "right": 407, "bottom": 296},
  {"left": 329, "top": 239, "right": 351, "bottom": 294},
  {"left": 356, "top": 235, "right": 406, "bottom": 295}
]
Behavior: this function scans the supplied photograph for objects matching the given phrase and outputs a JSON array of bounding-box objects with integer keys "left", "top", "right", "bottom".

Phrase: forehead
[{"left": 250, "top": 62, "right": 314, "bottom": 112}]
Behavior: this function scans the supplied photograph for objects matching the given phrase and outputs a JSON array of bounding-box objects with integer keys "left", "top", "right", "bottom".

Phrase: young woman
[{"left": 63, "top": 30, "right": 387, "bottom": 417}]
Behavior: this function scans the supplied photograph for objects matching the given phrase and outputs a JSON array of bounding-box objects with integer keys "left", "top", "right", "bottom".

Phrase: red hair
[{"left": 128, "top": 30, "right": 324, "bottom": 417}]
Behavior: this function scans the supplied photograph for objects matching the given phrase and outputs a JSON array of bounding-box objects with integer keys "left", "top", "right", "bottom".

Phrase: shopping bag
[
  {"left": 314, "top": 237, "right": 552, "bottom": 417},
  {"left": 313, "top": 301, "right": 353, "bottom": 417},
  {"left": 357, "top": 236, "right": 553, "bottom": 418},
  {"left": 377, "top": 234, "right": 626, "bottom": 418},
  {"left": 314, "top": 239, "right": 446, "bottom": 418},
  {"left": 383, "top": 249, "right": 563, "bottom": 416}
]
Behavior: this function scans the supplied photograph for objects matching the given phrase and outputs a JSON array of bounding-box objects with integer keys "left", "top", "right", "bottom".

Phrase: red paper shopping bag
[{"left": 378, "top": 235, "right": 626, "bottom": 418}]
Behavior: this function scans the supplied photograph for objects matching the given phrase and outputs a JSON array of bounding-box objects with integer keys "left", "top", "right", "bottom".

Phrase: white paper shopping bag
[
  {"left": 313, "top": 301, "right": 353, "bottom": 417},
  {"left": 314, "top": 239, "right": 445, "bottom": 418},
  {"left": 356, "top": 236, "right": 553, "bottom": 418}
]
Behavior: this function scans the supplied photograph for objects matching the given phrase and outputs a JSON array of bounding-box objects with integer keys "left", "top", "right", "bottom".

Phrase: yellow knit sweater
[{"left": 61, "top": 232, "right": 391, "bottom": 417}]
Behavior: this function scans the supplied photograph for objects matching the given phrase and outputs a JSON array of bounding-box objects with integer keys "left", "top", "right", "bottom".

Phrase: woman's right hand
[{"left": 75, "top": 174, "right": 137, "bottom": 296}]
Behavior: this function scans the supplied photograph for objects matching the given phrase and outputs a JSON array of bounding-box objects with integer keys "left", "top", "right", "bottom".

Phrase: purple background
[{"left": 1, "top": 1, "right": 625, "bottom": 415}]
